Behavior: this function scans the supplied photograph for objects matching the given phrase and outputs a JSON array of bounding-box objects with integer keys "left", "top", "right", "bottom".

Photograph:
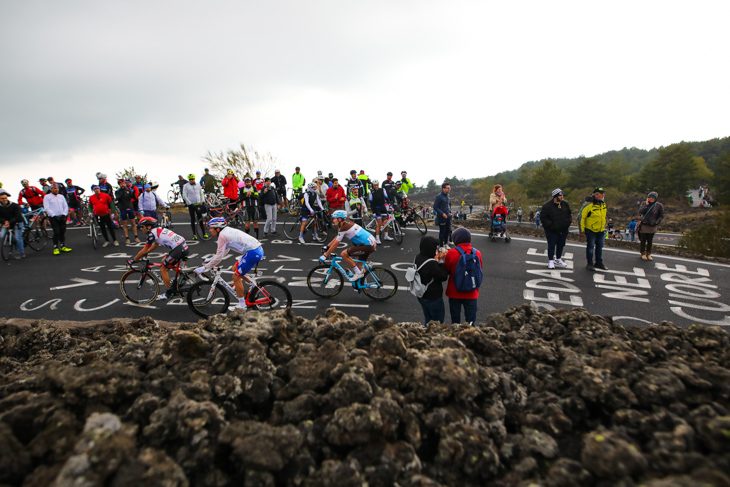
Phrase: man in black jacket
[
  {"left": 0, "top": 192, "right": 25, "bottom": 258},
  {"left": 540, "top": 188, "right": 572, "bottom": 269},
  {"left": 414, "top": 235, "right": 449, "bottom": 325}
]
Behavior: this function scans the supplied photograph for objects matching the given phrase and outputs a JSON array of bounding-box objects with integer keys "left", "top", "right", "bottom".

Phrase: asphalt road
[{"left": 2, "top": 215, "right": 728, "bottom": 328}]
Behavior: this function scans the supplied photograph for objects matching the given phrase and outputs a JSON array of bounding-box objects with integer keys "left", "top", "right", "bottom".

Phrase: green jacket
[
  {"left": 292, "top": 172, "right": 305, "bottom": 190},
  {"left": 200, "top": 174, "right": 217, "bottom": 193},
  {"left": 579, "top": 196, "right": 607, "bottom": 233},
  {"left": 400, "top": 177, "right": 413, "bottom": 194},
  {"left": 357, "top": 174, "right": 371, "bottom": 196}
]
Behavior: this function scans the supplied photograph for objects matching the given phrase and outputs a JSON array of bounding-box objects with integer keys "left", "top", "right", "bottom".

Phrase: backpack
[
  {"left": 453, "top": 247, "right": 482, "bottom": 293},
  {"left": 405, "top": 258, "right": 435, "bottom": 298}
]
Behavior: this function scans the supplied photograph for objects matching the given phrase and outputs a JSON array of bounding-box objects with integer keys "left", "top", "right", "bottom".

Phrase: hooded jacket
[
  {"left": 444, "top": 242, "right": 483, "bottom": 300},
  {"left": 638, "top": 197, "right": 664, "bottom": 233},
  {"left": 414, "top": 236, "right": 449, "bottom": 301},
  {"left": 540, "top": 198, "right": 572, "bottom": 233},
  {"left": 0, "top": 200, "right": 23, "bottom": 227},
  {"left": 579, "top": 195, "right": 607, "bottom": 233}
]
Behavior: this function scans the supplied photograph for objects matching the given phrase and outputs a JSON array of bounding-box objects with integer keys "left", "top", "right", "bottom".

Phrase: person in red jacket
[
  {"left": 444, "top": 227, "right": 482, "bottom": 325},
  {"left": 325, "top": 178, "right": 346, "bottom": 214},
  {"left": 18, "top": 179, "right": 46, "bottom": 210},
  {"left": 89, "top": 185, "right": 119, "bottom": 247},
  {"left": 221, "top": 170, "right": 240, "bottom": 211}
]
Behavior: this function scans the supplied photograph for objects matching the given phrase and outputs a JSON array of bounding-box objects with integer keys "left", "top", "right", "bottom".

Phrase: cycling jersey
[
  {"left": 336, "top": 223, "right": 376, "bottom": 247},
  {"left": 116, "top": 186, "right": 138, "bottom": 210},
  {"left": 97, "top": 180, "right": 114, "bottom": 198},
  {"left": 18, "top": 186, "right": 45, "bottom": 207},
  {"left": 304, "top": 190, "right": 322, "bottom": 213},
  {"left": 253, "top": 178, "right": 265, "bottom": 192},
  {"left": 382, "top": 179, "right": 397, "bottom": 201},
  {"left": 346, "top": 178, "right": 364, "bottom": 195},
  {"left": 66, "top": 185, "right": 85, "bottom": 206},
  {"left": 347, "top": 197, "right": 367, "bottom": 220},
  {"left": 369, "top": 187, "right": 389, "bottom": 209},
  {"left": 89, "top": 193, "right": 113, "bottom": 216},
  {"left": 272, "top": 175, "right": 287, "bottom": 192},
  {"left": 240, "top": 186, "right": 259, "bottom": 207},
  {"left": 203, "top": 226, "right": 262, "bottom": 271},
  {"left": 292, "top": 172, "right": 305, "bottom": 190},
  {"left": 146, "top": 228, "right": 186, "bottom": 249}
]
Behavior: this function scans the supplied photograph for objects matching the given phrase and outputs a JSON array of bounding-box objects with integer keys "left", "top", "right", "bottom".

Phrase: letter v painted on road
[{"left": 50, "top": 278, "right": 98, "bottom": 290}]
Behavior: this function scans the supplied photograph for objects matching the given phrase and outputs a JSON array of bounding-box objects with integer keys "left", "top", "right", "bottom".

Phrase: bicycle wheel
[
  {"left": 119, "top": 270, "right": 159, "bottom": 305},
  {"left": 307, "top": 265, "right": 344, "bottom": 298},
  {"left": 412, "top": 213, "right": 427, "bottom": 234},
  {"left": 195, "top": 215, "right": 211, "bottom": 240},
  {"left": 248, "top": 281, "right": 292, "bottom": 310},
  {"left": 313, "top": 218, "right": 327, "bottom": 243},
  {"left": 1, "top": 233, "right": 13, "bottom": 261},
  {"left": 283, "top": 215, "right": 301, "bottom": 240},
  {"left": 187, "top": 281, "right": 231, "bottom": 317},
  {"left": 363, "top": 267, "right": 398, "bottom": 301},
  {"left": 165, "top": 210, "right": 174, "bottom": 229},
  {"left": 167, "top": 190, "right": 176, "bottom": 204},
  {"left": 26, "top": 228, "right": 47, "bottom": 251},
  {"left": 91, "top": 222, "right": 98, "bottom": 249},
  {"left": 393, "top": 220, "right": 403, "bottom": 244}
]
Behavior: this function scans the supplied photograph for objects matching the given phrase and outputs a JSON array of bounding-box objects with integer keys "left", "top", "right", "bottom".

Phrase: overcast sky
[{"left": 1, "top": 1, "right": 728, "bottom": 195}]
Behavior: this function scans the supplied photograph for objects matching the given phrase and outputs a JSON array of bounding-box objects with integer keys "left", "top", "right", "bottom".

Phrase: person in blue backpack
[{"left": 444, "top": 227, "right": 483, "bottom": 325}]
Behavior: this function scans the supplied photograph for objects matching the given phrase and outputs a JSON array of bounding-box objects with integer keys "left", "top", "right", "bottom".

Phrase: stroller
[{"left": 490, "top": 205, "right": 511, "bottom": 242}]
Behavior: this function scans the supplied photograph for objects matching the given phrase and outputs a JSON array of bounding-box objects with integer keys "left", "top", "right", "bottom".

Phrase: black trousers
[
  {"left": 50, "top": 215, "right": 67, "bottom": 246},
  {"left": 96, "top": 214, "right": 117, "bottom": 242},
  {"left": 639, "top": 232, "right": 655, "bottom": 254},
  {"left": 188, "top": 204, "right": 206, "bottom": 234}
]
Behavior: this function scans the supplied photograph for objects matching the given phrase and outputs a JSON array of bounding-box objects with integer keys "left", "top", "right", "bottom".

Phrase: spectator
[
  {"left": 18, "top": 179, "right": 46, "bottom": 210},
  {"left": 346, "top": 187, "right": 367, "bottom": 227},
  {"left": 138, "top": 184, "right": 168, "bottom": 219},
  {"left": 115, "top": 180, "right": 140, "bottom": 245},
  {"left": 260, "top": 181, "right": 281, "bottom": 238},
  {"left": 529, "top": 210, "right": 534, "bottom": 223},
  {"left": 0, "top": 191, "right": 25, "bottom": 259},
  {"left": 414, "top": 235, "right": 449, "bottom": 325},
  {"left": 628, "top": 219, "right": 637, "bottom": 242},
  {"left": 579, "top": 187, "right": 608, "bottom": 271},
  {"left": 534, "top": 211, "right": 541, "bottom": 229},
  {"left": 64, "top": 178, "right": 85, "bottom": 225},
  {"left": 434, "top": 182, "right": 452, "bottom": 247},
  {"left": 89, "top": 185, "right": 119, "bottom": 247},
  {"left": 444, "top": 227, "right": 482, "bottom": 325},
  {"left": 357, "top": 170, "right": 371, "bottom": 201},
  {"left": 183, "top": 174, "right": 208, "bottom": 239},
  {"left": 638, "top": 191, "right": 664, "bottom": 261},
  {"left": 540, "top": 188, "right": 572, "bottom": 269},
  {"left": 44, "top": 184, "right": 72, "bottom": 255},
  {"left": 200, "top": 168, "right": 218, "bottom": 194},
  {"left": 272, "top": 169, "right": 287, "bottom": 208},
  {"left": 221, "top": 170, "right": 240, "bottom": 211},
  {"left": 39, "top": 177, "right": 50, "bottom": 193},
  {"left": 326, "top": 178, "right": 347, "bottom": 213},
  {"left": 291, "top": 167, "right": 306, "bottom": 198},
  {"left": 488, "top": 184, "right": 507, "bottom": 212},
  {"left": 517, "top": 207, "right": 523, "bottom": 223}
]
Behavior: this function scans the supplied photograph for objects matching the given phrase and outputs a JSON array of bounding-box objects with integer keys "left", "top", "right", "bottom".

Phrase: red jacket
[
  {"left": 444, "top": 243, "right": 483, "bottom": 299},
  {"left": 19, "top": 186, "right": 45, "bottom": 207},
  {"left": 326, "top": 185, "right": 346, "bottom": 210},
  {"left": 222, "top": 175, "right": 240, "bottom": 200},
  {"left": 89, "top": 192, "right": 113, "bottom": 216}
]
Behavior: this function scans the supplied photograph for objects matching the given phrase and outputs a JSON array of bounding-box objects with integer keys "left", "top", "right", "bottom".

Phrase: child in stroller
[{"left": 490, "top": 205, "right": 511, "bottom": 242}]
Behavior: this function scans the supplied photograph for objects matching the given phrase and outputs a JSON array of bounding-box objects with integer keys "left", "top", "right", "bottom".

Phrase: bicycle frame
[
  {"left": 200, "top": 267, "right": 268, "bottom": 306},
  {"left": 323, "top": 256, "right": 383, "bottom": 291}
]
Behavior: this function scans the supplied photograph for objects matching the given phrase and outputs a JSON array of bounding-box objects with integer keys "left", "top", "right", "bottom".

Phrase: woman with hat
[
  {"left": 540, "top": 188, "right": 572, "bottom": 269},
  {"left": 638, "top": 191, "right": 664, "bottom": 261}
]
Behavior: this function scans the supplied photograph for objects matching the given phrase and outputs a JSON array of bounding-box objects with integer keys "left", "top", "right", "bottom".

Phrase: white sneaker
[
  {"left": 157, "top": 294, "right": 169, "bottom": 301},
  {"left": 548, "top": 260, "right": 555, "bottom": 269},
  {"left": 114, "top": 241, "right": 120, "bottom": 247},
  {"left": 348, "top": 270, "right": 365, "bottom": 282},
  {"left": 232, "top": 304, "right": 247, "bottom": 311},
  {"left": 298, "top": 236, "right": 305, "bottom": 244},
  {"left": 555, "top": 258, "right": 568, "bottom": 267},
  {"left": 375, "top": 236, "right": 381, "bottom": 244},
  {"left": 102, "top": 241, "right": 109, "bottom": 248},
  {"left": 383, "top": 235, "right": 394, "bottom": 241}
]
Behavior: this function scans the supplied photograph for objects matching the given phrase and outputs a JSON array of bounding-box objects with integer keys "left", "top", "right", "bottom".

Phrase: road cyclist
[
  {"left": 298, "top": 182, "right": 326, "bottom": 244},
  {"left": 128, "top": 217, "right": 190, "bottom": 301},
  {"left": 368, "top": 179, "right": 393, "bottom": 244},
  {"left": 182, "top": 174, "right": 209, "bottom": 240},
  {"left": 193, "top": 217, "right": 264, "bottom": 311},
  {"left": 318, "top": 209, "right": 377, "bottom": 282}
]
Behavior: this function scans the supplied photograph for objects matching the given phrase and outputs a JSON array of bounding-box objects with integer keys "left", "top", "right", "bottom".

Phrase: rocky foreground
[{"left": 1, "top": 307, "right": 729, "bottom": 487}]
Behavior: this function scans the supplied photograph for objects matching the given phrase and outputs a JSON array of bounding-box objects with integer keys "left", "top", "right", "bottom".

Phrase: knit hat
[
  {"left": 648, "top": 191, "right": 658, "bottom": 200},
  {"left": 144, "top": 184, "right": 151, "bottom": 189},
  {"left": 452, "top": 227, "right": 471, "bottom": 245},
  {"left": 552, "top": 188, "right": 563, "bottom": 197}
]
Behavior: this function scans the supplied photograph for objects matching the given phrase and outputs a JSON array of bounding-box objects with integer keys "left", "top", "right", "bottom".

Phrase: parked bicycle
[
  {"left": 159, "top": 207, "right": 174, "bottom": 229},
  {"left": 288, "top": 189, "right": 303, "bottom": 215},
  {"left": 119, "top": 256, "right": 208, "bottom": 305},
  {"left": 307, "top": 253, "right": 398, "bottom": 301},
  {"left": 283, "top": 210, "right": 328, "bottom": 243},
  {"left": 363, "top": 209, "right": 403, "bottom": 244},
  {"left": 167, "top": 185, "right": 182, "bottom": 204},
  {"left": 403, "top": 205, "right": 428, "bottom": 234},
  {"left": 186, "top": 264, "right": 292, "bottom": 317},
  {"left": 606, "top": 229, "right": 624, "bottom": 241}
]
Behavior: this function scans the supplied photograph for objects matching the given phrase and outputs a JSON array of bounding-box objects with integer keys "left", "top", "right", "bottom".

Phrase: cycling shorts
[
  {"left": 301, "top": 207, "right": 320, "bottom": 220},
  {"left": 162, "top": 245, "right": 189, "bottom": 268},
  {"left": 372, "top": 206, "right": 387, "bottom": 219},
  {"left": 346, "top": 244, "right": 376, "bottom": 259},
  {"left": 245, "top": 206, "right": 258, "bottom": 222},
  {"left": 120, "top": 208, "right": 135, "bottom": 220},
  {"left": 234, "top": 246, "right": 264, "bottom": 276}
]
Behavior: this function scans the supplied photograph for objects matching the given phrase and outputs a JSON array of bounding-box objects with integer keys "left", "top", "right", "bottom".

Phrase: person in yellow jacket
[
  {"left": 579, "top": 187, "right": 608, "bottom": 271},
  {"left": 400, "top": 171, "right": 413, "bottom": 194}
]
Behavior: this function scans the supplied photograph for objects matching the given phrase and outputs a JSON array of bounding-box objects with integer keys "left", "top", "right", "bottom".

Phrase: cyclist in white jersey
[
  {"left": 194, "top": 217, "right": 264, "bottom": 310},
  {"left": 319, "top": 209, "right": 376, "bottom": 281},
  {"left": 129, "top": 216, "right": 189, "bottom": 300}
]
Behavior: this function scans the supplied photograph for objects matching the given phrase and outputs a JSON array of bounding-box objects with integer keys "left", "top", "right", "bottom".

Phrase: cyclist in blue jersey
[{"left": 319, "top": 209, "right": 377, "bottom": 281}]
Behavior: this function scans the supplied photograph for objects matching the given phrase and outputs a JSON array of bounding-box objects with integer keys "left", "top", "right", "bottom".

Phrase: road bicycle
[
  {"left": 288, "top": 189, "right": 303, "bottom": 215},
  {"left": 186, "top": 264, "right": 292, "bottom": 317},
  {"left": 167, "top": 185, "right": 183, "bottom": 204},
  {"left": 403, "top": 205, "right": 428, "bottom": 234},
  {"left": 606, "top": 229, "right": 624, "bottom": 241},
  {"left": 204, "top": 190, "right": 221, "bottom": 207},
  {"left": 207, "top": 200, "right": 246, "bottom": 228},
  {"left": 159, "top": 208, "right": 174, "bottom": 229},
  {"left": 120, "top": 256, "right": 209, "bottom": 305},
  {"left": 364, "top": 210, "right": 403, "bottom": 244},
  {"left": 88, "top": 216, "right": 100, "bottom": 249},
  {"left": 188, "top": 204, "right": 212, "bottom": 241},
  {"left": 307, "top": 254, "right": 398, "bottom": 301},
  {"left": 283, "top": 210, "right": 328, "bottom": 243}
]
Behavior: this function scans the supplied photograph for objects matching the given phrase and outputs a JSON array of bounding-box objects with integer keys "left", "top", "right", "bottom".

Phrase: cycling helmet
[
  {"left": 317, "top": 170, "right": 323, "bottom": 176},
  {"left": 328, "top": 173, "right": 334, "bottom": 178},
  {"left": 39, "top": 178, "right": 47, "bottom": 182},
  {"left": 21, "top": 179, "right": 29, "bottom": 185},
  {"left": 275, "top": 169, "right": 280, "bottom": 173},
  {"left": 95, "top": 172, "right": 102, "bottom": 179},
  {"left": 207, "top": 217, "right": 228, "bottom": 229},
  {"left": 295, "top": 166, "right": 300, "bottom": 170},
  {"left": 401, "top": 171, "right": 407, "bottom": 175},
  {"left": 350, "top": 169, "right": 356, "bottom": 175},
  {"left": 244, "top": 177, "right": 252, "bottom": 182},
  {"left": 372, "top": 179, "right": 379, "bottom": 185},
  {"left": 256, "top": 170, "right": 261, "bottom": 175},
  {"left": 98, "top": 173, "right": 107, "bottom": 179},
  {"left": 227, "top": 169, "right": 234, "bottom": 174},
  {"left": 134, "top": 174, "right": 141, "bottom": 179},
  {"left": 331, "top": 210, "right": 347, "bottom": 220},
  {"left": 65, "top": 178, "right": 72, "bottom": 183},
  {"left": 395, "top": 181, "right": 403, "bottom": 186},
  {"left": 387, "top": 171, "right": 393, "bottom": 177},
  {"left": 139, "top": 217, "right": 158, "bottom": 228},
  {"left": 187, "top": 174, "right": 195, "bottom": 180},
  {"left": 308, "top": 182, "right": 318, "bottom": 190}
]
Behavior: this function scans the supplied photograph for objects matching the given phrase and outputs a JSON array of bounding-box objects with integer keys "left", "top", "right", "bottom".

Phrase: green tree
[
  {"left": 526, "top": 160, "right": 566, "bottom": 200},
  {"left": 426, "top": 179, "right": 437, "bottom": 191},
  {"left": 604, "top": 157, "right": 631, "bottom": 191},
  {"left": 634, "top": 143, "right": 714, "bottom": 199},
  {"left": 714, "top": 150, "right": 730, "bottom": 205},
  {"left": 201, "top": 143, "right": 279, "bottom": 180},
  {"left": 116, "top": 166, "right": 149, "bottom": 183},
  {"left": 566, "top": 157, "right": 607, "bottom": 190}
]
